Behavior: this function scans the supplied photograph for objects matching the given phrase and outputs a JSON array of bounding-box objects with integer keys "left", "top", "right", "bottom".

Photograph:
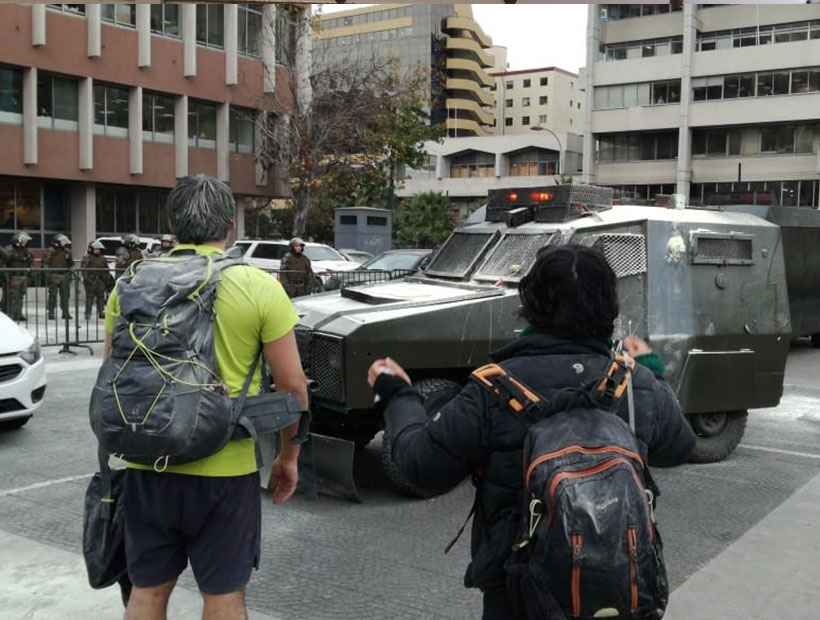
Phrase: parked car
[
  {"left": 324, "top": 249, "right": 434, "bottom": 290},
  {"left": 232, "top": 240, "right": 359, "bottom": 284},
  {"left": 0, "top": 311, "right": 46, "bottom": 430},
  {"left": 337, "top": 249, "right": 374, "bottom": 265}
]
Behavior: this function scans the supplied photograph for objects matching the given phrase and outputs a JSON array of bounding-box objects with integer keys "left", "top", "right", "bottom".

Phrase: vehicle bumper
[{"left": 0, "top": 355, "right": 47, "bottom": 421}]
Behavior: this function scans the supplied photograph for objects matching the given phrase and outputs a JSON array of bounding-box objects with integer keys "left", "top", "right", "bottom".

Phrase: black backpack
[
  {"left": 89, "top": 249, "right": 308, "bottom": 468},
  {"left": 472, "top": 355, "right": 668, "bottom": 620}
]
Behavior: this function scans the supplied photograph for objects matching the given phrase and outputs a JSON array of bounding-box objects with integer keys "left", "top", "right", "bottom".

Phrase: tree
[
  {"left": 257, "top": 8, "right": 442, "bottom": 236},
  {"left": 394, "top": 192, "right": 455, "bottom": 249}
]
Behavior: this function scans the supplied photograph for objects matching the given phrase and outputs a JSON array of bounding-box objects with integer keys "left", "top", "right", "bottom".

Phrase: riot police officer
[
  {"left": 115, "top": 233, "right": 143, "bottom": 277},
  {"left": 149, "top": 234, "right": 176, "bottom": 257},
  {"left": 81, "top": 240, "right": 108, "bottom": 320},
  {"left": 279, "top": 237, "right": 314, "bottom": 298},
  {"left": 2, "top": 232, "right": 34, "bottom": 321},
  {"left": 42, "top": 234, "right": 74, "bottom": 320}
]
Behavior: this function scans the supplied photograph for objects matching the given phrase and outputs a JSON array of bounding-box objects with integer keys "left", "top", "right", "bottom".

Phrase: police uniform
[
  {"left": 279, "top": 238, "right": 314, "bottom": 298},
  {"left": 82, "top": 244, "right": 109, "bottom": 320},
  {"left": 42, "top": 236, "right": 73, "bottom": 319},
  {"left": 116, "top": 241, "right": 144, "bottom": 278},
  {"left": 3, "top": 238, "right": 34, "bottom": 321}
]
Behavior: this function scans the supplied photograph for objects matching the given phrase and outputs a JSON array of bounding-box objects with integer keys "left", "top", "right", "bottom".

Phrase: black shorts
[{"left": 122, "top": 469, "right": 261, "bottom": 595}]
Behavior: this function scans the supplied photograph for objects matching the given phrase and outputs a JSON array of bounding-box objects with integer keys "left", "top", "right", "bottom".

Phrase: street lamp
[{"left": 530, "top": 125, "right": 563, "bottom": 177}]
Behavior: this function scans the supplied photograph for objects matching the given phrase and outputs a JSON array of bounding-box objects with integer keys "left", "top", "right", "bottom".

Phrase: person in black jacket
[{"left": 367, "top": 244, "right": 696, "bottom": 620}]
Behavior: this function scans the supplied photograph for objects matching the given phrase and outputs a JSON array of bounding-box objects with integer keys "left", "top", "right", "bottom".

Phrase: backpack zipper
[
  {"left": 571, "top": 532, "right": 583, "bottom": 617},
  {"left": 628, "top": 526, "right": 639, "bottom": 613},
  {"left": 525, "top": 445, "right": 643, "bottom": 490},
  {"left": 544, "top": 457, "right": 654, "bottom": 539}
]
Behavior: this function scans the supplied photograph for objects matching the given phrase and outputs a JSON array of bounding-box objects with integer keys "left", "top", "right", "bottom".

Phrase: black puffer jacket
[{"left": 377, "top": 333, "right": 696, "bottom": 591}]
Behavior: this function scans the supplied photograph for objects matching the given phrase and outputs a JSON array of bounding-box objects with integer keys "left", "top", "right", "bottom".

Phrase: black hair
[
  {"left": 518, "top": 244, "right": 618, "bottom": 342},
  {"left": 167, "top": 175, "right": 235, "bottom": 245}
]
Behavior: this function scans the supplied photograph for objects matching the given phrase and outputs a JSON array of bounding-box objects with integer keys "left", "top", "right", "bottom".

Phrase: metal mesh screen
[
  {"left": 695, "top": 237, "right": 752, "bottom": 262},
  {"left": 591, "top": 234, "right": 647, "bottom": 278},
  {"left": 426, "top": 233, "right": 495, "bottom": 277},
  {"left": 311, "top": 335, "right": 344, "bottom": 401},
  {"left": 476, "top": 234, "right": 554, "bottom": 280},
  {"left": 294, "top": 325, "right": 312, "bottom": 372}
]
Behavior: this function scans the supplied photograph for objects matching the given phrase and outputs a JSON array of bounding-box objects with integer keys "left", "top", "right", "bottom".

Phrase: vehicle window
[
  {"left": 251, "top": 243, "right": 288, "bottom": 260},
  {"left": 303, "top": 245, "right": 345, "bottom": 261},
  {"left": 426, "top": 232, "right": 499, "bottom": 278},
  {"left": 98, "top": 239, "right": 122, "bottom": 256},
  {"left": 233, "top": 242, "right": 251, "bottom": 255},
  {"left": 361, "top": 253, "right": 426, "bottom": 271}
]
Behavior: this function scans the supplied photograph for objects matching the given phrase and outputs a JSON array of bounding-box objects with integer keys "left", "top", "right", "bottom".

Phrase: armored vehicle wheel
[
  {"left": 811, "top": 334, "right": 820, "bottom": 348},
  {"left": 381, "top": 378, "right": 463, "bottom": 498},
  {"left": 687, "top": 410, "right": 747, "bottom": 463}
]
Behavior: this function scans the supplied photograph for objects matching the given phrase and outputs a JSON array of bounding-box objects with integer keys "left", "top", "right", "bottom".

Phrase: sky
[{"left": 319, "top": 3, "right": 590, "bottom": 74}]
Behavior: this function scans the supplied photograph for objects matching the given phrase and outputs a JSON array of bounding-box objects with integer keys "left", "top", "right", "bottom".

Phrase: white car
[
  {"left": 0, "top": 311, "right": 46, "bottom": 430},
  {"left": 94, "top": 236, "right": 161, "bottom": 272},
  {"left": 233, "top": 240, "right": 359, "bottom": 283}
]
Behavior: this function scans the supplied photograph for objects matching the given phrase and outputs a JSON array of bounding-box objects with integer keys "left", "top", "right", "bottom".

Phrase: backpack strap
[{"left": 471, "top": 364, "right": 544, "bottom": 423}]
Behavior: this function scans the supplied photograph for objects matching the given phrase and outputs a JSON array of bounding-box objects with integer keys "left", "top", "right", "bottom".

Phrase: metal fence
[{"left": 323, "top": 269, "right": 417, "bottom": 290}]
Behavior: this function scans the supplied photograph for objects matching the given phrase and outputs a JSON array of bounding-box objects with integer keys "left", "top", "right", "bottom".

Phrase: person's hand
[
  {"left": 622, "top": 335, "right": 652, "bottom": 357},
  {"left": 367, "top": 357, "right": 411, "bottom": 389},
  {"left": 270, "top": 455, "right": 298, "bottom": 505}
]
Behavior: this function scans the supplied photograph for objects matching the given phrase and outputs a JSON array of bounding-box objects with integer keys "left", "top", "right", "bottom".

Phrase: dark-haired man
[
  {"left": 368, "top": 244, "right": 696, "bottom": 619},
  {"left": 103, "top": 175, "right": 308, "bottom": 620}
]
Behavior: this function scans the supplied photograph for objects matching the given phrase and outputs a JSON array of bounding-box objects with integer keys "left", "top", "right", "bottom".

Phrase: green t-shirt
[{"left": 104, "top": 244, "right": 300, "bottom": 476}]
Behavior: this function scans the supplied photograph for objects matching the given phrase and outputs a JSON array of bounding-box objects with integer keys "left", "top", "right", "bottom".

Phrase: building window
[
  {"left": 505, "top": 118, "right": 513, "bottom": 127},
  {"left": 0, "top": 180, "right": 61, "bottom": 247},
  {"left": 540, "top": 77, "right": 548, "bottom": 86},
  {"left": 142, "top": 92, "right": 175, "bottom": 144},
  {"left": 339, "top": 215, "right": 357, "bottom": 225},
  {"left": 150, "top": 4, "right": 180, "bottom": 38},
  {"left": 449, "top": 151, "right": 495, "bottom": 178},
  {"left": 510, "top": 148, "right": 558, "bottom": 176},
  {"left": 101, "top": 3, "right": 136, "bottom": 28},
  {"left": 276, "top": 7, "right": 297, "bottom": 64},
  {"left": 93, "top": 83, "right": 129, "bottom": 138},
  {"left": 37, "top": 73, "right": 78, "bottom": 131},
  {"left": 539, "top": 95, "right": 548, "bottom": 105},
  {"left": 522, "top": 97, "right": 530, "bottom": 107},
  {"left": 522, "top": 116, "right": 530, "bottom": 126},
  {"left": 600, "top": 36, "right": 683, "bottom": 62},
  {"left": 505, "top": 98, "right": 513, "bottom": 108},
  {"left": 722, "top": 73, "right": 755, "bottom": 99},
  {"left": 188, "top": 100, "right": 217, "bottom": 149},
  {"left": 651, "top": 80, "right": 681, "bottom": 104},
  {"left": 523, "top": 79, "right": 531, "bottom": 88},
  {"left": 238, "top": 4, "right": 262, "bottom": 57},
  {"left": 596, "top": 131, "right": 679, "bottom": 162},
  {"left": 230, "top": 106, "right": 255, "bottom": 154},
  {"left": 367, "top": 216, "right": 387, "bottom": 227},
  {"left": 47, "top": 4, "right": 86, "bottom": 16},
  {"left": 698, "top": 21, "right": 820, "bottom": 52},
  {"left": 692, "top": 67, "right": 820, "bottom": 102},
  {"left": 505, "top": 80, "right": 513, "bottom": 89},
  {"left": 691, "top": 180, "right": 819, "bottom": 208},
  {"left": 0, "top": 65, "right": 23, "bottom": 125},
  {"left": 538, "top": 114, "right": 547, "bottom": 124},
  {"left": 761, "top": 126, "right": 797, "bottom": 154},
  {"left": 600, "top": 4, "right": 679, "bottom": 21},
  {"left": 95, "top": 187, "right": 170, "bottom": 236},
  {"left": 196, "top": 3, "right": 224, "bottom": 49}
]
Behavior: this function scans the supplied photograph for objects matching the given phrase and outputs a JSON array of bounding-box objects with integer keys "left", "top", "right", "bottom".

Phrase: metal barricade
[
  {"left": 0, "top": 267, "right": 109, "bottom": 354},
  {"left": 324, "top": 269, "right": 417, "bottom": 290},
  {"left": 262, "top": 269, "right": 325, "bottom": 297}
]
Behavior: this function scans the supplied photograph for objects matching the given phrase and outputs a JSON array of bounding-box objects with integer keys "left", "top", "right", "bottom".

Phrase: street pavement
[{"left": 1, "top": 342, "right": 820, "bottom": 619}]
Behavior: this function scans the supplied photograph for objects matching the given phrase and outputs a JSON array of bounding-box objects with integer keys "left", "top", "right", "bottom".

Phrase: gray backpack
[{"left": 89, "top": 248, "right": 308, "bottom": 469}]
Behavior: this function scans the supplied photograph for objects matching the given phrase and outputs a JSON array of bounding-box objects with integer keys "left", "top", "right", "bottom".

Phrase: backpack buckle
[{"left": 528, "top": 498, "right": 542, "bottom": 539}]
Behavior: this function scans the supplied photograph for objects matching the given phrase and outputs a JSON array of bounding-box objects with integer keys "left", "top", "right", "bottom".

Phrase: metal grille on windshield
[
  {"left": 425, "top": 232, "right": 498, "bottom": 278},
  {"left": 475, "top": 233, "right": 555, "bottom": 281}
]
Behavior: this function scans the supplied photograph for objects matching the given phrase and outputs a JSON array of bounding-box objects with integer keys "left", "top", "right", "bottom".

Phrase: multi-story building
[
  {"left": 492, "top": 67, "right": 583, "bottom": 138},
  {"left": 315, "top": 3, "right": 495, "bottom": 137},
  {"left": 583, "top": 3, "right": 820, "bottom": 207},
  {"left": 0, "top": 3, "right": 309, "bottom": 257}
]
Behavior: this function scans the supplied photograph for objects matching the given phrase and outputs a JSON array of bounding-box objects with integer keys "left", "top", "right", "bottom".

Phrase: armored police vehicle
[{"left": 294, "top": 185, "right": 818, "bottom": 499}]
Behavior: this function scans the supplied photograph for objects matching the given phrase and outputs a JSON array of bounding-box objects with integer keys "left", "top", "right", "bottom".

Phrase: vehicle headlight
[{"left": 20, "top": 340, "right": 41, "bottom": 365}]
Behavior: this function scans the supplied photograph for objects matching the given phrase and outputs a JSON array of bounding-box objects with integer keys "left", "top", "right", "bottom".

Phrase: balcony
[
  {"left": 446, "top": 117, "right": 489, "bottom": 137},
  {"left": 446, "top": 98, "right": 494, "bottom": 127},
  {"left": 689, "top": 92, "right": 820, "bottom": 128},
  {"left": 446, "top": 58, "right": 494, "bottom": 88},
  {"left": 446, "top": 37, "right": 494, "bottom": 68},
  {"left": 444, "top": 16, "right": 492, "bottom": 49},
  {"left": 446, "top": 78, "right": 495, "bottom": 107}
]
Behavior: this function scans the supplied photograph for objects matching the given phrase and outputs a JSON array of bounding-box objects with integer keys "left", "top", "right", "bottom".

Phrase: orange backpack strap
[
  {"left": 595, "top": 353, "right": 635, "bottom": 408},
  {"left": 471, "top": 364, "right": 543, "bottom": 416}
]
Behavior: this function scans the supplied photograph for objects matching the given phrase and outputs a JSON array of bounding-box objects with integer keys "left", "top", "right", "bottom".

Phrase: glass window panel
[
  {"left": 757, "top": 73, "right": 774, "bottom": 96},
  {"left": 692, "top": 132, "right": 706, "bottom": 156},
  {"left": 93, "top": 84, "right": 106, "bottom": 127},
  {"left": 137, "top": 192, "right": 158, "bottom": 235},
  {"left": 101, "top": 4, "right": 115, "bottom": 22},
  {"left": 16, "top": 183, "right": 41, "bottom": 231},
  {"left": 777, "top": 126, "right": 795, "bottom": 153},
  {"left": 608, "top": 86, "right": 623, "bottom": 108},
  {"left": 728, "top": 131, "right": 742, "bottom": 155},
  {"left": 781, "top": 181, "right": 799, "bottom": 207},
  {"left": 809, "top": 70, "right": 820, "bottom": 92},
  {"left": 95, "top": 189, "right": 115, "bottom": 233},
  {"left": 773, "top": 72, "right": 789, "bottom": 95},
  {"left": 247, "top": 10, "right": 261, "bottom": 56},
  {"left": 43, "top": 184, "right": 69, "bottom": 230},
  {"left": 723, "top": 76, "right": 739, "bottom": 99},
  {"left": 738, "top": 75, "right": 754, "bottom": 98},
  {"left": 761, "top": 128, "right": 777, "bottom": 152},
  {"left": 37, "top": 74, "right": 53, "bottom": 118},
  {"left": 640, "top": 135, "right": 656, "bottom": 160},
  {"left": 795, "top": 125, "right": 815, "bottom": 153},
  {"left": 594, "top": 88, "right": 608, "bottom": 110},
  {"left": 108, "top": 86, "right": 129, "bottom": 129},
  {"left": 238, "top": 7, "right": 247, "bottom": 53},
  {"left": 707, "top": 131, "right": 726, "bottom": 156},
  {"left": 53, "top": 77, "right": 77, "bottom": 121},
  {"left": 114, "top": 190, "right": 135, "bottom": 233},
  {"left": 759, "top": 27, "right": 773, "bottom": 45},
  {"left": 150, "top": 5, "right": 163, "bottom": 33},
  {"left": 154, "top": 95, "right": 174, "bottom": 139},
  {"left": 652, "top": 82, "right": 669, "bottom": 104},
  {"left": 142, "top": 93, "right": 153, "bottom": 134},
  {"left": 115, "top": 4, "right": 135, "bottom": 27},
  {"left": 196, "top": 4, "right": 207, "bottom": 44},
  {"left": 165, "top": 5, "right": 180, "bottom": 37},
  {"left": 791, "top": 70, "right": 809, "bottom": 94},
  {"left": 0, "top": 66, "right": 22, "bottom": 115},
  {"left": 0, "top": 181, "right": 14, "bottom": 228},
  {"left": 623, "top": 84, "right": 638, "bottom": 107},
  {"left": 208, "top": 5, "right": 224, "bottom": 48}
]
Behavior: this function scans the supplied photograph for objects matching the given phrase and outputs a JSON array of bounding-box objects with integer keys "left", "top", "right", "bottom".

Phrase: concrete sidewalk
[
  {"left": 0, "top": 530, "right": 281, "bottom": 620},
  {"left": 665, "top": 470, "right": 820, "bottom": 619}
]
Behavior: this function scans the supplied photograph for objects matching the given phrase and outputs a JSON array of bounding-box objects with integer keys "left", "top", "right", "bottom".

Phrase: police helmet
[
  {"left": 54, "top": 234, "right": 71, "bottom": 247},
  {"left": 13, "top": 232, "right": 32, "bottom": 247},
  {"left": 160, "top": 234, "right": 175, "bottom": 244},
  {"left": 122, "top": 233, "right": 140, "bottom": 248},
  {"left": 90, "top": 241, "right": 105, "bottom": 252},
  {"left": 289, "top": 237, "right": 306, "bottom": 249}
]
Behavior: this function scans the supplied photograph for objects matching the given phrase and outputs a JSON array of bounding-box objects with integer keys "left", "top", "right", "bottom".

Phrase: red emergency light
[
  {"left": 530, "top": 191, "right": 554, "bottom": 203},
  {"left": 507, "top": 192, "right": 519, "bottom": 203}
]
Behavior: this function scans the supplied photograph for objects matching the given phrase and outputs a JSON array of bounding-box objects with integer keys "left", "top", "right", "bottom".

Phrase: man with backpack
[
  {"left": 367, "top": 244, "right": 696, "bottom": 620},
  {"left": 97, "top": 175, "right": 308, "bottom": 620}
]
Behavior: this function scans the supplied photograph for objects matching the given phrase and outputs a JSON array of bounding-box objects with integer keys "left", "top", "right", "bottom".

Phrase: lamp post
[{"left": 530, "top": 125, "right": 563, "bottom": 177}]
